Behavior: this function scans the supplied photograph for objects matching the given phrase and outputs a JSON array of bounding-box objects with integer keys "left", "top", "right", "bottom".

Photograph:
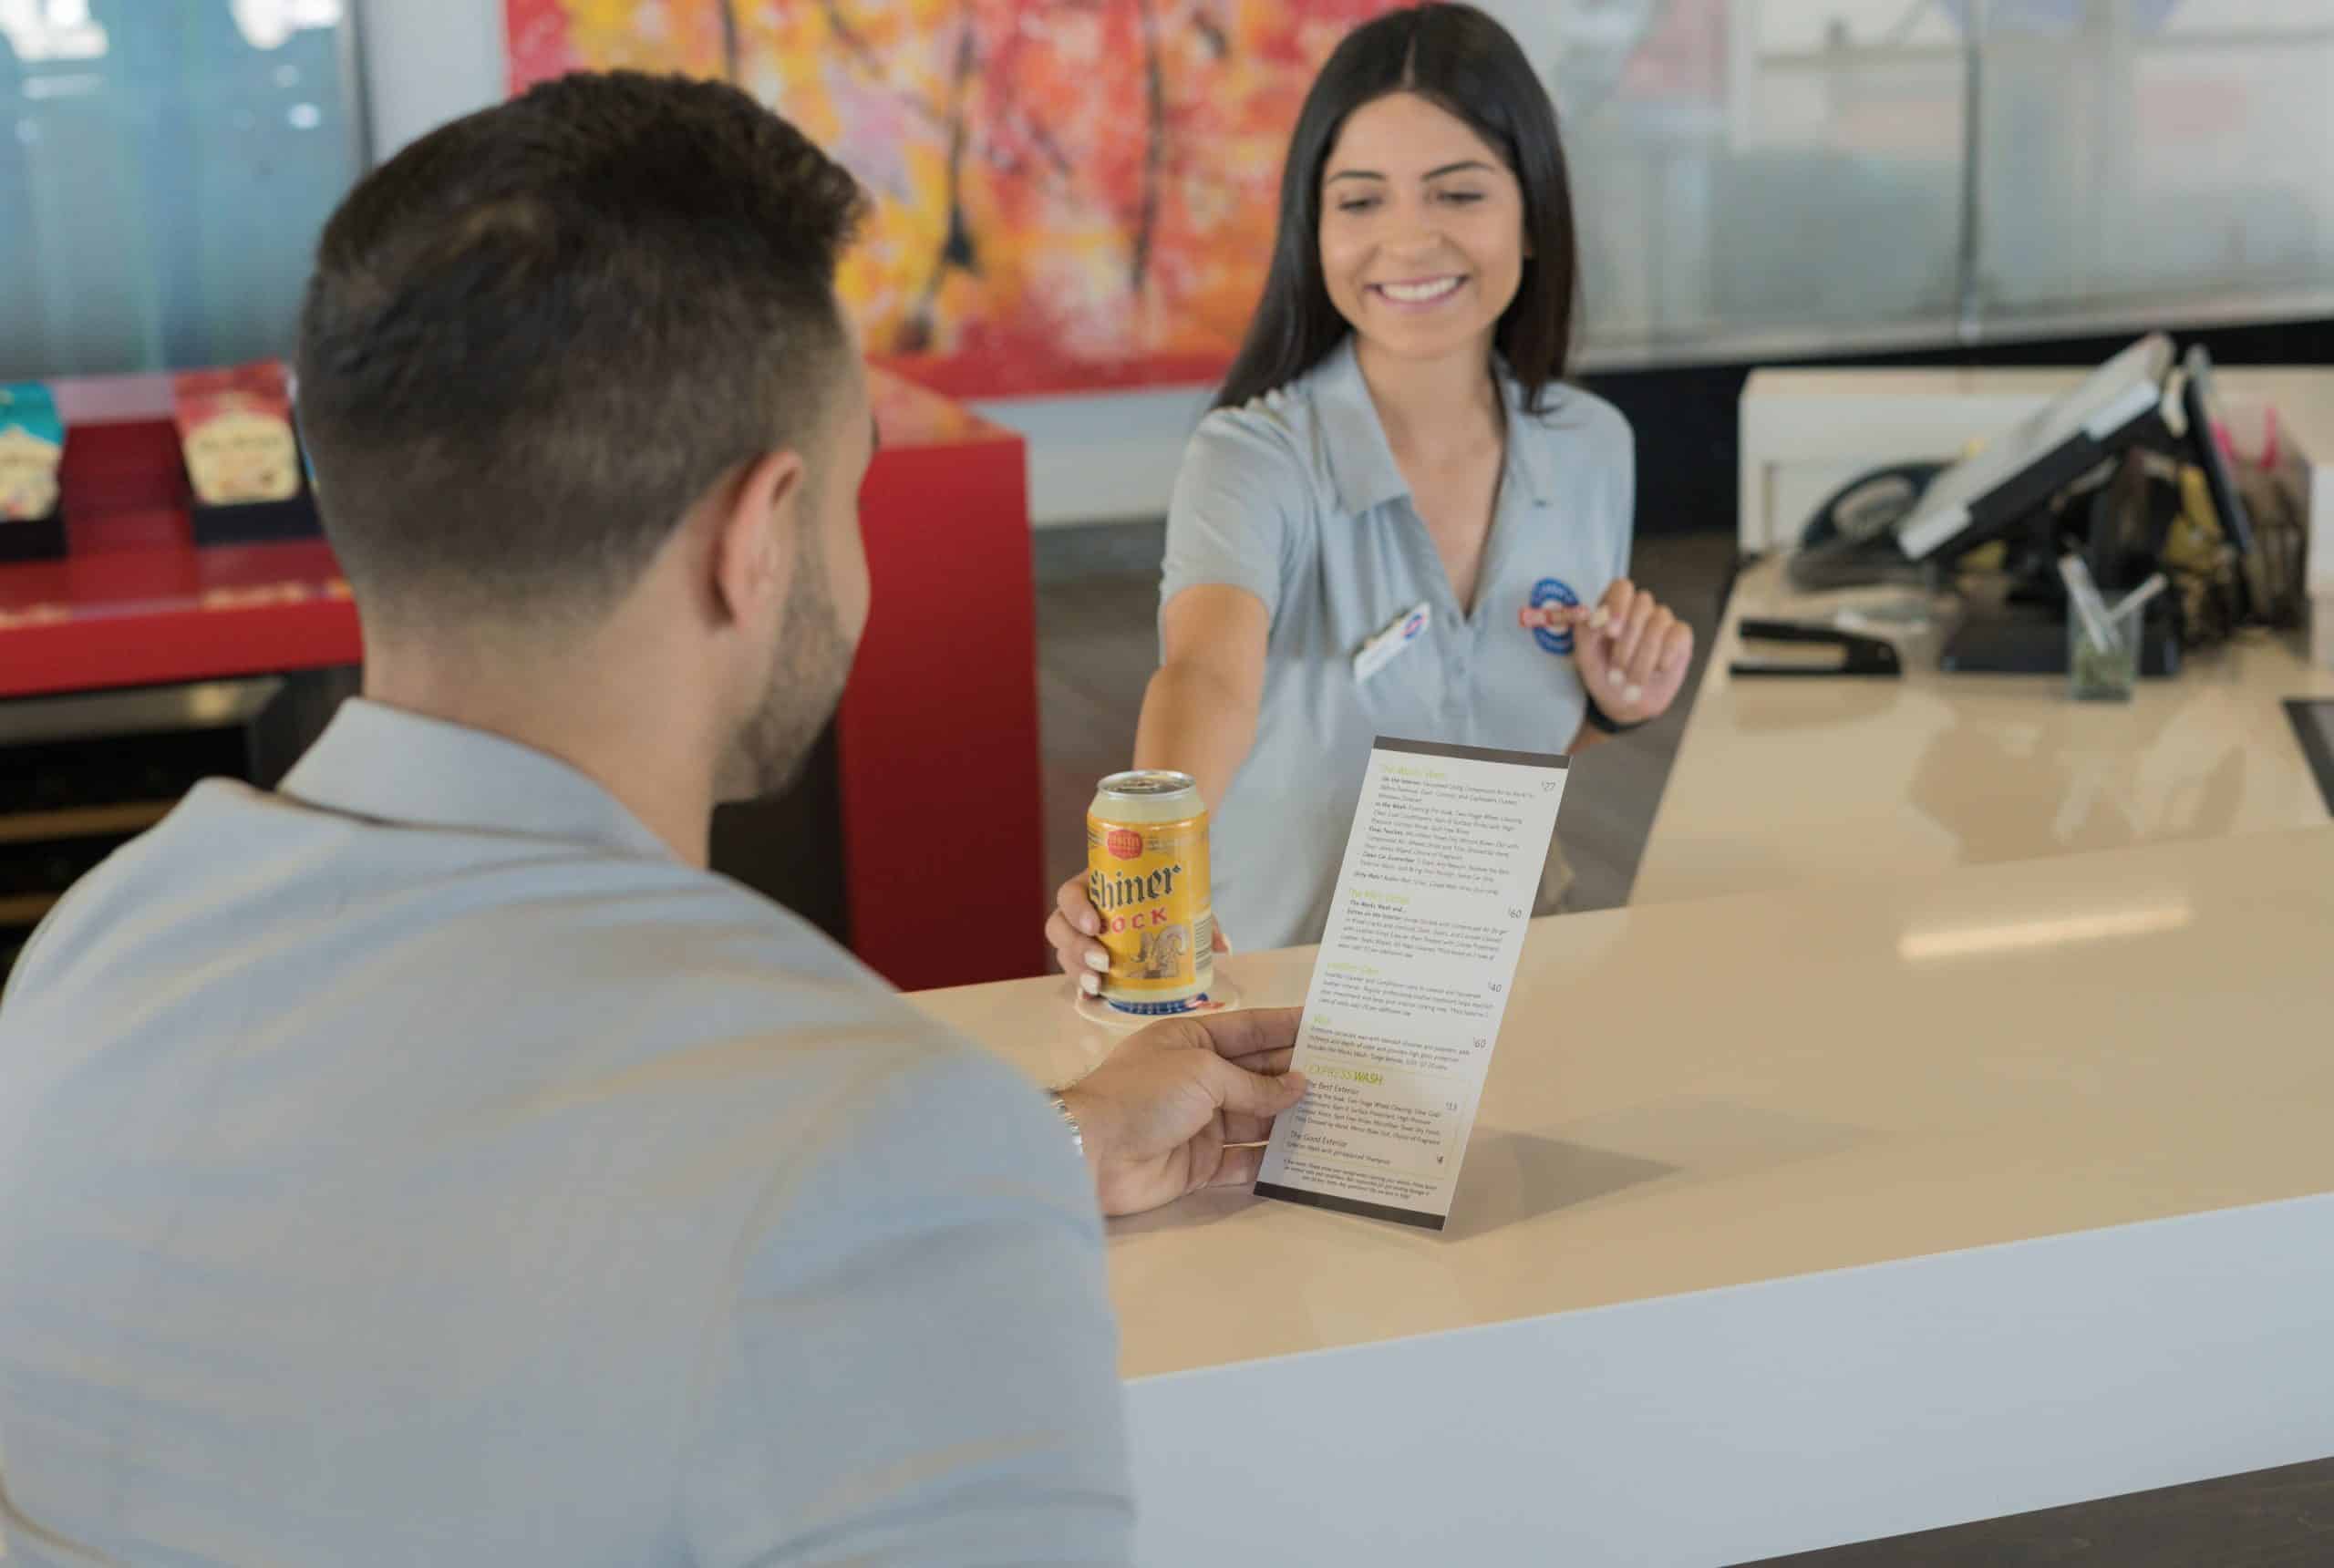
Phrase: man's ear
[{"left": 708, "top": 449, "right": 806, "bottom": 627}]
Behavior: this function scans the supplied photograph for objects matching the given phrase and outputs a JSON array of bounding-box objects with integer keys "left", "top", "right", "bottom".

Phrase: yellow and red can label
[{"left": 1086, "top": 810, "right": 1213, "bottom": 1006}]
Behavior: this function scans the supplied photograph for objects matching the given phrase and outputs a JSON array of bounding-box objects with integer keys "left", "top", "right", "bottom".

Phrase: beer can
[{"left": 1086, "top": 770, "right": 1214, "bottom": 1015}]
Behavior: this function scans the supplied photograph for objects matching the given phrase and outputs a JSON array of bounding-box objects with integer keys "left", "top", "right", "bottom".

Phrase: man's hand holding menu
[
  {"left": 1257, "top": 738, "right": 1570, "bottom": 1230},
  {"left": 1063, "top": 1008, "right": 1307, "bottom": 1216}
]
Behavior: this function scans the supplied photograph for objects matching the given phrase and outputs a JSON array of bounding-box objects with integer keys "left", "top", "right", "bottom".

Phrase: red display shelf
[
  {"left": 0, "top": 375, "right": 356, "bottom": 695},
  {"left": 0, "top": 368, "right": 1047, "bottom": 989},
  {"left": 842, "top": 372, "right": 1048, "bottom": 990}
]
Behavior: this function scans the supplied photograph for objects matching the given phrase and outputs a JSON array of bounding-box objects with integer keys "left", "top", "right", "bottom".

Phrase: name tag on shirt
[{"left": 1353, "top": 602, "right": 1432, "bottom": 685}]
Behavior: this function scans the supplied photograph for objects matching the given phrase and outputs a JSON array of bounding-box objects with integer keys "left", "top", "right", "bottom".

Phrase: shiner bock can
[{"left": 1086, "top": 770, "right": 1214, "bottom": 1015}]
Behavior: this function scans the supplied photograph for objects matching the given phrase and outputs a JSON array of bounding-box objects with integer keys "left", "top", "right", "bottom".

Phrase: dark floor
[
  {"left": 1032, "top": 518, "right": 2334, "bottom": 1567},
  {"left": 1750, "top": 1457, "right": 2334, "bottom": 1567}
]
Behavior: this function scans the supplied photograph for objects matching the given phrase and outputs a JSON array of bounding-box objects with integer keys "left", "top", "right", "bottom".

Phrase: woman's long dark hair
[{"left": 1215, "top": 4, "right": 1580, "bottom": 415}]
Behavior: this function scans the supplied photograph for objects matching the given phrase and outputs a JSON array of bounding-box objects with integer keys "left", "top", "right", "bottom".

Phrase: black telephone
[{"left": 1785, "top": 461, "right": 1946, "bottom": 593}]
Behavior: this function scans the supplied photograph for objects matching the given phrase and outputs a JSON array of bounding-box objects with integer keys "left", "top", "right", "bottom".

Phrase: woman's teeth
[{"left": 1378, "top": 277, "right": 1461, "bottom": 304}]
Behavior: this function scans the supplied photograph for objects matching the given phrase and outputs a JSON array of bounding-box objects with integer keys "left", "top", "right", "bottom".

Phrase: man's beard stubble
[{"left": 722, "top": 521, "right": 854, "bottom": 803}]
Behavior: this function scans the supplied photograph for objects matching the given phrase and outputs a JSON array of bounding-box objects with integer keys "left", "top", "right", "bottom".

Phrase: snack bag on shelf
[
  {"left": 172, "top": 362, "right": 302, "bottom": 506},
  {"left": 0, "top": 383, "right": 65, "bottom": 521}
]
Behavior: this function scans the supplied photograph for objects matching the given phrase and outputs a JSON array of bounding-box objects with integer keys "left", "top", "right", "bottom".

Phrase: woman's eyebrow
[{"left": 1325, "top": 160, "right": 1498, "bottom": 184}]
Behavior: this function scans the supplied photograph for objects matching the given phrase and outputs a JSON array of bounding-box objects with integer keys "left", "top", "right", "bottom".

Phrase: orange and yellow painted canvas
[{"left": 506, "top": 0, "right": 1397, "bottom": 396}]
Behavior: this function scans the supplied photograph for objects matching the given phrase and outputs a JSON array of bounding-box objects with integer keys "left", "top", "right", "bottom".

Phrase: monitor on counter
[{"left": 1895, "top": 332, "right": 2176, "bottom": 562}]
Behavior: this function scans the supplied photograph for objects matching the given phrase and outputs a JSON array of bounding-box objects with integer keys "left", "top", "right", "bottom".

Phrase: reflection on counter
[
  {"left": 1897, "top": 898, "right": 2195, "bottom": 964},
  {"left": 1634, "top": 558, "right": 2334, "bottom": 907},
  {"left": 911, "top": 824, "right": 2334, "bottom": 1383}
]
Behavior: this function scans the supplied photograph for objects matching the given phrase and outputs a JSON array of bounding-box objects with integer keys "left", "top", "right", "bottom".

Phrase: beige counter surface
[
  {"left": 1630, "top": 557, "right": 2334, "bottom": 908},
  {"left": 914, "top": 824, "right": 2334, "bottom": 1383}
]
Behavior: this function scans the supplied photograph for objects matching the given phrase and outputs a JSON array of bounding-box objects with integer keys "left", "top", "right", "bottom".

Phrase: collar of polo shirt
[{"left": 1309, "top": 335, "right": 1560, "bottom": 518}]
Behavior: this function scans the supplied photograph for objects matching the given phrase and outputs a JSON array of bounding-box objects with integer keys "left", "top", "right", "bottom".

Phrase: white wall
[
  {"left": 353, "top": 0, "right": 1198, "bottom": 528},
  {"left": 356, "top": 0, "right": 502, "bottom": 164},
  {"left": 985, "top": 386, "right": 1213, "bottom": 529}
]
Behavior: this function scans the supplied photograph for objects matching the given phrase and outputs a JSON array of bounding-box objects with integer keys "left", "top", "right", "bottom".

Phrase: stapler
[{"left": 1730, "top": 619, "right": 1903, "bottom": 679}]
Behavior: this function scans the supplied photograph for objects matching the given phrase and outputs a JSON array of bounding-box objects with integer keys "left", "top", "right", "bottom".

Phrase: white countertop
[
  {"left": 1630, "top": 557, "right": 2334, "bottom": 907},
  {"left": 914, "top": 825, "right": 2334, "bottom": 1382}
]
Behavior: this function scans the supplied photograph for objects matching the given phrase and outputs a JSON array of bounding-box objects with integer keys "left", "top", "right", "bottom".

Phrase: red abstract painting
[{"left": 506, "top": 0, "right": 1398, "bottom": 397}]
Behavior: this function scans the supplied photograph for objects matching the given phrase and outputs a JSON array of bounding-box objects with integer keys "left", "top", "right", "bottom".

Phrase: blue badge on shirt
[{"left": 1527, "top": 578, "right": 1579, "bottom": 655}]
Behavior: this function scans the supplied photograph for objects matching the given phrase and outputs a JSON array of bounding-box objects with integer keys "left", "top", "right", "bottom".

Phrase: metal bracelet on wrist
[{"left": 1046, "top": 1090, "right": 1085, "bottom": 1157}]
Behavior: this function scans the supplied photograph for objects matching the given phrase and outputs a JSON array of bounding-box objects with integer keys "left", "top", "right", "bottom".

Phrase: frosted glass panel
[
  {"left": 1972, "top": 0, "right": 2334, "bottom": 324},
  {"left": 1479, "top": 0, "right": 1967, "bottom": 358},
  {"left": 1, "top": 2, "right": 2325, "bottom": 383},
  {"left": 1483, "top": 0, "right": 2329, "bottom": 361},
  {"left": 0, "top": 1, "right": 360, "bottom": 379}
]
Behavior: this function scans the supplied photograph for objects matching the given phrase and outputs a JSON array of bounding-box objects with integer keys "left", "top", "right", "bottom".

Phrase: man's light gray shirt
[{"left": 0, "top": 699, "right": 1129, "bottom": 1565}]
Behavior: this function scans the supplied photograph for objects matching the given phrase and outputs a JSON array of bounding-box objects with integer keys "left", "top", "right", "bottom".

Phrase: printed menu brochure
[{"left": 1255, "top": 737, "right": 1570, "bottom": 1231}]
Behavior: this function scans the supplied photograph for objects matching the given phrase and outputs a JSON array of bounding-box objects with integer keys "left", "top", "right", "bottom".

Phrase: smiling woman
[
  {"left": 1045, "top": 3, "right": 1698, "bottom": 975},
  {"left": 1218, "top": 0, "right": 1577, "bottom": 414},
  {"left": 1319, "top": 101, "right": 1532, "bottom": 388}
]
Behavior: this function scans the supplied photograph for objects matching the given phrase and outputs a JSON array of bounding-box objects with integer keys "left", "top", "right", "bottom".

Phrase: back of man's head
[{"left": 295, "top": 72, "right": 866, "bottom": 631}]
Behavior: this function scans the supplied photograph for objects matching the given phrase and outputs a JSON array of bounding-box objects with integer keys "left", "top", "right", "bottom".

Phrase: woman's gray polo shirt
[{"left": 1161, "top": 335, "right": 1635, "bottom": 951}]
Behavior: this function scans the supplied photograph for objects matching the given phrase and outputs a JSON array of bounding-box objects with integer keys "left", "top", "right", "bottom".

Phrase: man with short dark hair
[{"left": 0, "top": 74, "right": 1303, "bottom": 1564}]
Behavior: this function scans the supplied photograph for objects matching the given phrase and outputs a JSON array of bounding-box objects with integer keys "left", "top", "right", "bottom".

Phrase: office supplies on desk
[
  {"left": 2181, "top": 347, "right": 2258, "bottom": 614},
  {"left": 1938, "top": 439, "right": 2186, "bottom": 677},
  {"left": 1786, "top": 462, "right": 1945, "bottom": 593},
  {"left": 1730, "top": 620, "right": 1903, "bottom": 679},
  {"left": 2058, "top": 554, "right": 2120, "bottom": 653},
  {"left": 1939, "top": 605, "right": 2182, "bottom": 678},
  {"left": 2174, "top": 346, "right": 2307, "bottom": 639},
  {"left": 1774, "top": 333, "right": 2286, "bottom": 680},
  {"left": 1895, "top": 334, "right": 2174, "bottom": 564},
  {"left": 2111, "top": 573, "right": 2168, "bottom": 628}
]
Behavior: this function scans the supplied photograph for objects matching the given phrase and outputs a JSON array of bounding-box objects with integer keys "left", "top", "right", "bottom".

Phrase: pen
[
  {"left": 2057, "top": 554, "right": 2120, "bottom": 652},
  {"left": 2107, "top": 573, "right": 2168, "bottom": 627}
]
